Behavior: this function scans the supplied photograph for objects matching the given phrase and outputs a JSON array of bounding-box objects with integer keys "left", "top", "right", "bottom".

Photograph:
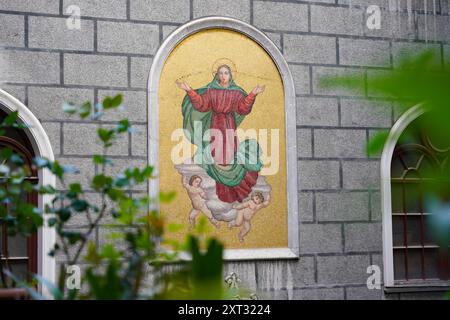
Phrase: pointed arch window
[{"left": 382, "top": 105, "right": 450, "bottom": 289}]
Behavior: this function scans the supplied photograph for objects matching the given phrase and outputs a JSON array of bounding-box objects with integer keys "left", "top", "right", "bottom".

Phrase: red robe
[{"left": 187, "top": 88, "right": 259, "bottom": 203}]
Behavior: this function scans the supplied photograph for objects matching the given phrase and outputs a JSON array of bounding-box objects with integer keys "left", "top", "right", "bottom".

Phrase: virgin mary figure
[{"left": 176, "top": 64, "right": 265, "bottom": 203}]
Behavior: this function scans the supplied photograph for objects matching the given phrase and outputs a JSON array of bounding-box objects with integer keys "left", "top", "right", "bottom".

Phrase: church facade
[{"left": 1, "top": 0, "right": 450, "bottom": 299}]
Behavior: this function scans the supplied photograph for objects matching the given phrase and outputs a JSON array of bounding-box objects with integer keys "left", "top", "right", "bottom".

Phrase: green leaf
[
  {"left": 50, "top": 161, "right": 64, "bottom": 179},
  {"left": 57, "top": 208, "right": 71, "bottom": 222},
  {"left": 167, "top": 223, "right": 184, "bottom": 233},
  {"left": 1, "top": 147, "right": 13, "bottom": 160},
  {"left": 69, "top": 183, "right": 82, "bottom": 194},
  {"left": 116, "top": 119, "right": 130, "bottom": 133},
  {"left": 92, "top": 174, "right": 113, "bottom": 190},
  {"left": 93, "top": 154, "right": 113, "bottom": 166},
  {"left": 62, "top": 230, "right": 84, "bottom": 244},
  {"left": 36, "top": 184, "right": 56, "bottom": 194},
  {"left": 71, "top": 199, "right": 89, "bottom": 212},
  {"left": 84, "top": 242, "right": 101, "bottom": 265},
  {"left": 114, "top": 177, "right": 129, "bottom": 188},
  {"left": 110, "top": 94, "right": 123, "bottom": 108},
  {"left": 106, "top": 188, "right": 125, "bottom": 201},
  {"left": 3, "top": 111, "right": 19, "bottom": 126},
  {"left": 47, "top": 217, "right": 58, "bottom": 227},
  {"left": 79, "top": 102, "right": 92, "bottom": 119},
  {"left": 366, "top": 130, "right": 390, "bottom": 156},
  {"left": 100, "top": 243, "right": 121, "bottom": 261},
  {"left": 102, "top": 94, "right": 123, "bottom": 110},
  {"left": 188, "top": 235, "right": 222, "bottom": 279},
  {"left": 159, "top": 191, "right": 176, "bottom": 203},
  {"left": 102, "top": 96, "right": 112, "bottom": 109},
  {"left": 142, "top": 165, "right": 154, "bottom": 178},
  {"left": 63, "top": 102, "right": 77, "bottom": 115},
  {"left": 10, "top": 154, "right": 24, "bottom": 166}
]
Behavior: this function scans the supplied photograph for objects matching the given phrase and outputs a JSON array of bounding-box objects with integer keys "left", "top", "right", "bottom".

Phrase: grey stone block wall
[{"left": 1, "top": 0, "right": 449, "bottom": 300}]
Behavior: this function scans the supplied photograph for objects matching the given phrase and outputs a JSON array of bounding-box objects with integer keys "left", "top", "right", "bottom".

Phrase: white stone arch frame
[
  {"left": 147, "top": 16, "right": 298, "bottom": 260},
  {"left": 0, "top": 89, "right": 56, "bottom": 294},
  {"left": 381, "top": 104, "right": 426, "bottom": 288}
]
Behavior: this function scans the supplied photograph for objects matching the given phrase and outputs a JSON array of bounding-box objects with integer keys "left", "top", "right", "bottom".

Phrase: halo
[{"left": 211, "top": 58, "right": 237, "bottom": 78}]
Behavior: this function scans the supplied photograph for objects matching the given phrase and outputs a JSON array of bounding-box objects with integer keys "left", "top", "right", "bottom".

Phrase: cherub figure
[
  {"left": 182, "top": 175, "right": 220, "bottom": 229},
  {"left": 228, "top": 192, "right": 270, "bottom": 242}
]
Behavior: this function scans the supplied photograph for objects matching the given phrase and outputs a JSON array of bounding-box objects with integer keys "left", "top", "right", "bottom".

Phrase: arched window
[
  {"left": 382, "top": 105, "right": 450, "bottom": 289},
  {"left": 0, "top": 89, "right": 56, "bottom": 296},
  {"left": 0, "top": 108, "right": 38, "bottom": 284}
]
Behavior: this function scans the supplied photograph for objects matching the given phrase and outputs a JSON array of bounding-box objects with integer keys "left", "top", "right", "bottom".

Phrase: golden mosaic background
[{"left": 158, "top": 28, "right": 287, "bottom": 249}]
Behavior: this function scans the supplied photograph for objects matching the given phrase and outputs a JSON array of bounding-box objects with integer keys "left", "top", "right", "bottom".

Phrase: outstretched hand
[
  {"left": 176, "top": 80, "right": 192, "bottom": 92},
  {"left": 251, "top": 84, "right": 265, "bottom": 95}
]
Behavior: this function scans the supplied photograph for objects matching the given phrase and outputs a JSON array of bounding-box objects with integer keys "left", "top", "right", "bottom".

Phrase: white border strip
[
  {"left": 147, "top": 17, "right": 299, "bottom": 260},
  {"left": 381, "top": 104, "right": 425, "bottom": 287},
  {"left": 175, "top": 248, "right": 298, "bottom": 262}
]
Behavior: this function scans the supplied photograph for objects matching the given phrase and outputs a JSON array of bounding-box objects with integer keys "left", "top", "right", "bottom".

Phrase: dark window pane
[
  {"left": 391, "top": 156, "right": 406, "bottom": 179},
  {"left": 391, "top": 184, "right": 424, "bottom": 213},
  {"left": 393, "top": 248, "right": 440, "bottom": 281},
  {"left": 408, "top": 248, "right": 439, "bottom": 280},
  {"left": 393, "top": 249, "right": 407, "bottom": 281},
  {"left": 0, "top": 108, "right": 38, "bottom": 279},
  {"left": 403, "top": 183, "right": 422, "bottom": 213},
  {"left": 392, "top": 215, "right": 434, "bottom": 247},
  {"left": 391, "top": 184, "right": 402, "bottom": 213},
  {"left": 7, "top": 233, "right": 28, "bottom": 257},
  {"left": 0, "top": 226, "right": 4, "bottom": 257}
]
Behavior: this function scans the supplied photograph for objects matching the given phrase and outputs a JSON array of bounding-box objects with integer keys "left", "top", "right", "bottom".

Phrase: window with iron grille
[{"left": 390, "top": 115, "right": 450, "bottom": 286}]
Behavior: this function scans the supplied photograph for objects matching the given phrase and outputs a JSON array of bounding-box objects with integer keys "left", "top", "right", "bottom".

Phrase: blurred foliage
[
  {"left": 0, "top": 94, "right": 248, "bottom": 300},
  {"left": 155, "top": 233, "right": 224, "bottom": 300},
  {"left": 320, "top": 49, "right": 450, "bottom": 271},
  {"left": 320, "top": 50, "right": 450, "bottom": 157}
]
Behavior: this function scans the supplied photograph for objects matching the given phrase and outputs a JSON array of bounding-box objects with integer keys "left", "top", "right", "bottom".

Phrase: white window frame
[
  {"left": 147, "top": 16, "right": 299, "bottom": 260},
  {"left": 0, "top": 89, "right": 56, "bottom": 297}
]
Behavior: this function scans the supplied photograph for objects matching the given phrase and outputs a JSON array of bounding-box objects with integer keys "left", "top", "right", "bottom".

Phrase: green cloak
[{"left": 181, "top": 78, "right": 262, "bottom": 187}]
